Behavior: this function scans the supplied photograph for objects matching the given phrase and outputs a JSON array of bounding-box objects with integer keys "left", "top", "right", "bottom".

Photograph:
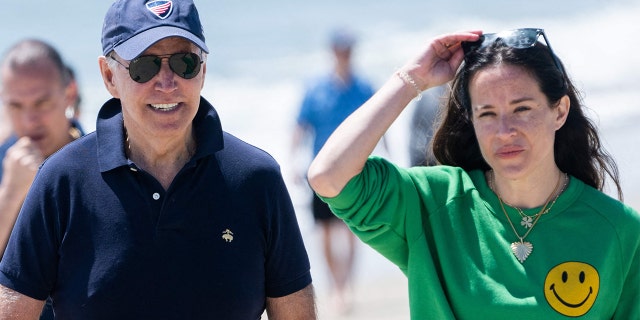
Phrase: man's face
[
  {"left": 0, "top": 60, "right": 72, "bottom": 157},
  {"left": 332, "top": 46, "right": 352, "bottom": 66},
  {"left": 104, "top": 37, "right": 206, "bottom": 142}
]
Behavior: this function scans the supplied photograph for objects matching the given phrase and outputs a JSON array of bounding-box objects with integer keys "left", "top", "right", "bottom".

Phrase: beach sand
[
  {"left": 315, "top": 269, "right": 410, "bottom": 320},
  {"left": 262, "top": 270, "right": 410, "bottom": 320}
]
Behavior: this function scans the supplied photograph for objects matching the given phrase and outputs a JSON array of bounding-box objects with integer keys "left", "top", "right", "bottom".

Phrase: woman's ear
[
  {"left": 98, "top": 56, "right": 120, "bottom": 98},
  {"left": 555, "top": 95, "right": 570, "bottom": 130}
]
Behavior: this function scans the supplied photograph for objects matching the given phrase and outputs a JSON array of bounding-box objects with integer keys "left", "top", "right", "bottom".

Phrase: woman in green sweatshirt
[{"left": 307, "top": 29, "right": 639, "bottom": 319}]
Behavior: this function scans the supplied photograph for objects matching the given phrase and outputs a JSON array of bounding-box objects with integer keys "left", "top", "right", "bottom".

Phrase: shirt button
[{"left": 152, "top": 193, "right": 160, "bottom": 200}]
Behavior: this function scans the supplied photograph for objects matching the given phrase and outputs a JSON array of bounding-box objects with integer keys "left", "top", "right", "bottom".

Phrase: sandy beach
[
  {"left": 263, "top": 266, "right": 410, "bottom": 320},
  {"left": 314, "top": 268, "right": 410, "bottom": 320}
]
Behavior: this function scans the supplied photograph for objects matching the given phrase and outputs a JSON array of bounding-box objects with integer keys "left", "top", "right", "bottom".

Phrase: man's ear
[
  {"left": 200, "top": 61, "right": 206, "bottom": 90},
  {"left": 63, "top": 78, "right": 78, "bottom": 109},
  {"left": 99, "top": 56, "right": 120, "bottom": 98}
]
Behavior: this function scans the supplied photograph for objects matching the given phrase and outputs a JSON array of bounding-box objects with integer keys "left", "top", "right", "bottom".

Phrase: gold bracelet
[{"left": 396, "top": 70, "right": 422, "bottom": 101}]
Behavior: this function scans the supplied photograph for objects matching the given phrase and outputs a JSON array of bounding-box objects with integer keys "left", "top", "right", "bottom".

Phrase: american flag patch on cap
[{"left": 146, "top": 0, "right": 173, "bottom": 19}]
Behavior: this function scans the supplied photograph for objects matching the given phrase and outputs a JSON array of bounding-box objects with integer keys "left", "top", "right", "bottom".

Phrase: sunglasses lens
[
  {"left": 129, "top": 56, "right": 162, "bottom": 83},
  {"left": 499, "top": 29, "right": 540, "bottom": 48},
  {"left": 460, "top": 28, "right": 566, "bottom": 88},
  {"left": 126, "top": 53, "right": 202, "bottom": 83},
  {"left": 462, "top": 28, "right": 543, "bottom": 57},
  {"left": 169, "top": 53, "right": 201, "bottom": 79}
]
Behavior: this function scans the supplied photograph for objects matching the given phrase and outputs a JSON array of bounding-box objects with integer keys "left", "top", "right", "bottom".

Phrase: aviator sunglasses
[
  {"left": 110, "top": 52, "right": 203, "bottom": 83},
  {"left": 461, "top": 28, "right": 566, "bottom": 79}
]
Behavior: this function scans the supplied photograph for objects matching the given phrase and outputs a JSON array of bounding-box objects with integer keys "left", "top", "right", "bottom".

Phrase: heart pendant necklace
[
  {"left": 510, "top": 240, "right": 533, "bottom": 263},
  {"left": 500, "top": 199, "right": 543, "bottom": 263},
  {"left": 490, "top": 171, "right": 565, "bottom": 263}
]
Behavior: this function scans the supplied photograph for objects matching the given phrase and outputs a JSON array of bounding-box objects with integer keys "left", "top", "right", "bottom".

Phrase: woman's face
[{"left": 469, "top": 64, "right": 569, "bottom": 179}]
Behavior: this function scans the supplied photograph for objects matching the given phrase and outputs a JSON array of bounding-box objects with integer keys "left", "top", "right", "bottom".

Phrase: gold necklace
[
  {"left": 507, "top": 174, "right": 568, "bottom": 229},
  {"left": 491, "top": 171, "right": 564, "bottom": 263}
]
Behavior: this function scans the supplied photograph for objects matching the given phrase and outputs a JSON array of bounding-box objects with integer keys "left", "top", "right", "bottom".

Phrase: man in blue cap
[{"left": 0, "top": 1, "right": 316, "bottom": 318}]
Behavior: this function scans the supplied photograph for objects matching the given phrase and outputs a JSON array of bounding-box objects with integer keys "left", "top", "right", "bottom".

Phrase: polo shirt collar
[{"left": 96, "top": 97, "right": 224, "bottom": 173}]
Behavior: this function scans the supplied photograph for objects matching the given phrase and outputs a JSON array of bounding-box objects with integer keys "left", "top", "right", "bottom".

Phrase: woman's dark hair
[{"left": 431, "top": 40, "right": 622, "bottom": 199}]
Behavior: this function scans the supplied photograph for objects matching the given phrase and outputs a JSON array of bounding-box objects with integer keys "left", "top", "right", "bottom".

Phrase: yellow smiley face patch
[{"left": 544, "top": 262, "right": 599, "bottom": 317}]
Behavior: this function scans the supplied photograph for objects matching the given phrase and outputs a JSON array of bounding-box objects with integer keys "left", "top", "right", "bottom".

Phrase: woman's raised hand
[{"left": 399, "top": 31, "right": 481, "bottom": 91}]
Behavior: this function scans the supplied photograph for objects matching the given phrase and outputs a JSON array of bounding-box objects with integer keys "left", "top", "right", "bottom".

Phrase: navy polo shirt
[{"left": 0, "top": 97, "right": 312, "bottom": 319}]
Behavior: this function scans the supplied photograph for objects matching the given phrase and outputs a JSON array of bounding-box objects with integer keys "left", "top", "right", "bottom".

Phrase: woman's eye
[{"left": 477, "top": 111, "right": 495, "bottom": 118}]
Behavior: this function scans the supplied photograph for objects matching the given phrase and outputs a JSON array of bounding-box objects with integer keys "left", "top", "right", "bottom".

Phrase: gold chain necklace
[
  {"left": 505, "top": 174, "right": 568, "bottom": 229},
  {"left": 491, "top": 171, "right": 564, "bottom": 263}
]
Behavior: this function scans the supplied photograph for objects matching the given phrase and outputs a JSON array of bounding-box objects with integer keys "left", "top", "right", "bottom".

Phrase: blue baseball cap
[
  {"left": 101, "top": 0, "right": 209, "bottom": 60},
  {"left": 330, "top": 28, "right": 356, "bottom": 51}
]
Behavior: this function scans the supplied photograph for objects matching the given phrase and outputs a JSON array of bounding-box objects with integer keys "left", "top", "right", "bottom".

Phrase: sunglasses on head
[
  {"left": 461, "top": 28, "right": 566, "bottom": 78},
  {"left": 110, "top": 52, "right": 203, "bottom": 83}
]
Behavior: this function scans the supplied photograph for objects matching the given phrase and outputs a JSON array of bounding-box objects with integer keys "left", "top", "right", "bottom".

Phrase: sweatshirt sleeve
[{"left": 318, "top": 157, "right": 422, "bottom": 271}]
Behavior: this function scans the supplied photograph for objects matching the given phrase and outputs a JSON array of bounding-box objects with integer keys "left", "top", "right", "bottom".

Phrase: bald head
[
  {"left": 0, "top": 39, "right": 74, "bottom": 157},
  {"left": 1, "top": 39, "right": 71, "bottom": 90}
]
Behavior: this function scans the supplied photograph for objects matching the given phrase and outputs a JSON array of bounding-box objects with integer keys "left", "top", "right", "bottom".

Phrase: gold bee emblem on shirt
[{"left": 222, "top": 229, "right": 234, "bottom": 242}]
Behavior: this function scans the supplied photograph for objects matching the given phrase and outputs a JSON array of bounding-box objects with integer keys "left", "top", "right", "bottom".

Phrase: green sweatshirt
[{"left": 321, "top": 157, "right": 639, "bottom": 319}]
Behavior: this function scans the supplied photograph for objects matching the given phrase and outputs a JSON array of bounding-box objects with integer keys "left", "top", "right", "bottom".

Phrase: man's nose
[{"left": 154, "top": 58, "right": 178, "bottom": 92}]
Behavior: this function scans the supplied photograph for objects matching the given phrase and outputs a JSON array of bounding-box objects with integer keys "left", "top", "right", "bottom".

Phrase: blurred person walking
[{"left": 291, "top": 27, "right": 375, "bottom": 314}]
